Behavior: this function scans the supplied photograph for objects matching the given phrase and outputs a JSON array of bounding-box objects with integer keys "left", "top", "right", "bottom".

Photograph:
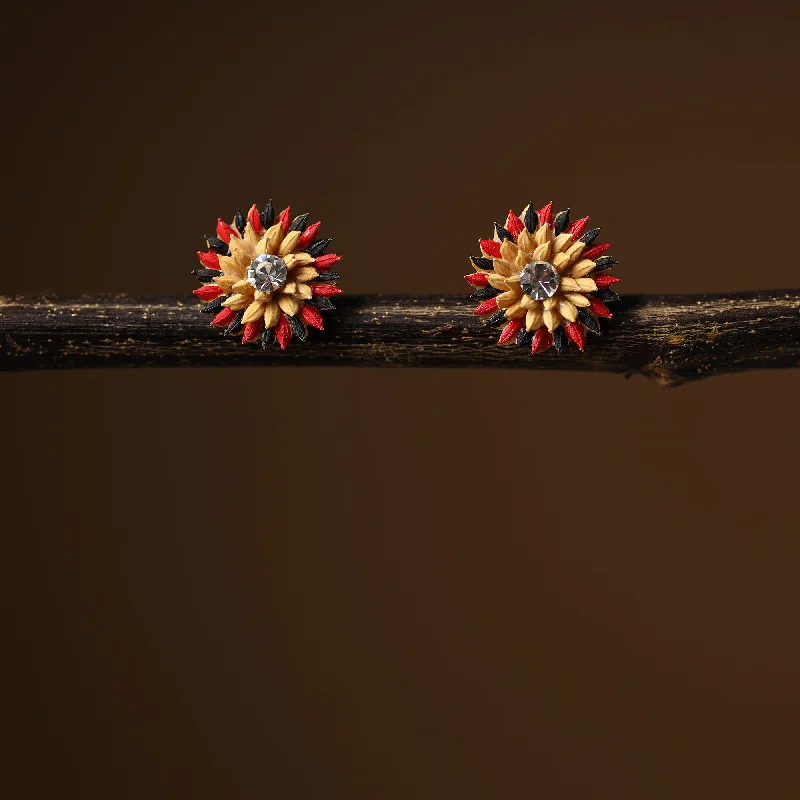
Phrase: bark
[{"left": 1, "top": 291, "right": 798, "bottom": 385}]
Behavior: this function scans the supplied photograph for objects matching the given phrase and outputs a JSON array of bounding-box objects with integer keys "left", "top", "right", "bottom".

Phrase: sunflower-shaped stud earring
[
  {"left": 465, "top": 202, "right": 620, "bottom": 353},
  {"left": 192, "top": 201, "right": 342, "bottom": 349}
]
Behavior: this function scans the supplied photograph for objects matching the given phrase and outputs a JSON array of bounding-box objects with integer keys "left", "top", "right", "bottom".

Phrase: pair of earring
[{"left": 191, "top": 198, "right": 620, "bottom": 354}]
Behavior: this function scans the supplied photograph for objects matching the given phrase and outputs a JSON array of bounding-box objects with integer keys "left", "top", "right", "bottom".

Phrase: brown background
[{"left": 3, "top": 0, "right": 800, "bottom": 797}]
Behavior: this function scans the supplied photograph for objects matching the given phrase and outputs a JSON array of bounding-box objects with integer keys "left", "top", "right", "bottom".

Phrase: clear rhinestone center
[
  {"left": 247, "top": 254, "right": 287, "bottom": 293},
  {"left": 520, "top": 260, "right": 560, "bottom": 301}
]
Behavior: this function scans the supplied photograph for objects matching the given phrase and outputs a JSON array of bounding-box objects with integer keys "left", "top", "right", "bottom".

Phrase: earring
[
  {"left": 192, "top": 201, "right": 342, "bottom": 349},
  {"left": 465, "top": 202, "right": 619, "bottom": 353}
]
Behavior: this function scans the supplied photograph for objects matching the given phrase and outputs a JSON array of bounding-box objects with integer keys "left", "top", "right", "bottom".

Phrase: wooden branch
[{"left": 1, "top": 291, "right": 798, "bottom": 385}]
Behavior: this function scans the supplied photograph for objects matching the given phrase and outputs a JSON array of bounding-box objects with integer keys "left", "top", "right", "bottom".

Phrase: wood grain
[{"left": 1, "top": 292, "right": 799, "bottom": 385}]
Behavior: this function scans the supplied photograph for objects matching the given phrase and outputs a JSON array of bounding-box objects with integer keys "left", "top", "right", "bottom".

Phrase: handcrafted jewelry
[
  {"left": 465, "top": 202, "right": 620, "bottom": 353},
  {"left": 193, "top": 201, "right": 342, "bottom": 349}
]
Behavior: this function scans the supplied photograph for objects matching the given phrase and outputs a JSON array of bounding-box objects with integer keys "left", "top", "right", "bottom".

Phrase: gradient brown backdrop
[{"left": 3, "top": 0, "right": 800, "bottom": 797}]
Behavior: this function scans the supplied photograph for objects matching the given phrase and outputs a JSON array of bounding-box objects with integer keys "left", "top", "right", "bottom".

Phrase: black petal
[
  {"left": 261, "top": 326, "right": 275, "bottom": 349},
  {"left": 223, "top": 309, "right": 245, "bottom": 336},
  {"left": 523, "top": 202, "right": 537, "bottom": 232},
  {"left": 287, "top": 314, "right": 307, "bottom": 342},
  {"left": 289, "top": 212, "right": 310, "bottom": 233},
  {"left": 553, "top": 327, "right": 567, "bottom": 353},
  {"left": 260, "top": 200, "right": 275, "bottom": 230},
  {"left": 470, "top": 286, "right": 500, "bottom": 300},
  {"left": 553, "top": 208, "right": 570, "bottom": 235},
  {"left": 206, "top": 235, "right": 229, "bottom": 255},
  {"left": 312, "top": 271, "right": 341, "bottom": 283},
  {"left": 578, "top": 309, "right": 601, "bottom": 333},
  {"left": 306, "top": 237, "right": 333, "bottom": 257},
  {"left": 494, "top": 223, "right": 514, "bottom": 243},
  {"left": 580, "top": 227, "right": 602, "bottom": 246},
  {"left": 593, "top": 256, "right": 619, "bottom": 271},
  {"left": 470, "top": 256, "right": 493, "bottom": 270},
  {"left": 192, "top": 268, "right": 221, "bottom": 283},
  {"left": 234, "top": 209, "right": 246, "bottom": 236},
  {"left": 596, "top": 289, "right": 620, "bottom": 302},
  {"left": 485, "top": 309, "right": 507, "bottom": 326},
  {"left": 201, "top": 294, "right": 229, "bottom": 314},
  {"left": 309, "top": 297, "right": 335, "bottom": 310},
  {"left": 516, "top": 328, "right": 534, "bottom": 348}
]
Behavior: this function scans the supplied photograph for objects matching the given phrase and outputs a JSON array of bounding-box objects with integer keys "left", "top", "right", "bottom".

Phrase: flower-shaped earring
[
  {"left": 193, "top": 201, "right": 342, "bottom": 349},
  {"left": 465, "top": 202, "right": 620, "bottom": 353}
]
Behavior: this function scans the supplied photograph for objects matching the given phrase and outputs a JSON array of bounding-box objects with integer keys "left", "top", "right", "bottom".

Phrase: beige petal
[
  {"left": 487, "top": 273, "right": 509, "bottom": 289},
  {"left": 543, "top": 308, "right": 561, "bottom": 332},
  {"left": 564, "top": 241, "right": 586, "bottom": 264},
  {"left": 576, "top": 277, "right": 598, "bottom": 292},
  {"left": 552, "top": 232, "right": 573, "bottom": 254},
  {"left": 504, "top": 273, "right": 520, "bottom": 288},
  {"left": 244, "top": 222, "right": 261, "bottom": 246},
  {"left": 293, "top": 266, "right": 319, "bottom": 281},
  {"left": 242, "top": 301, "right": 265, "bottom": 324},
  {"left": 505, "top": 301, "right": 526, "bottom": 320},
  {"left": 559, "top": 277, "right": 581, "bottom": 292},
  {"left": 217, "top": 254, "right": 244, "bottom": 278},
  {"left": 254, "top": 290, "right": 272, "bottom": 303},
  {"left": 516, "top": 228, "right": 533, "bottom": 255},
  {"left": 568, "top": 259, "right": 596, "bottom": 278},
  {"left": 495, "top": 290, "right": 518, "bottom": 309},
  {"left": 297, "top": 283, "right": 312, "bottom": 300},
  {"left": 264, "top": 223, "right": 284, "bottom": 255},
  {"left": 280, "top": 281, "right": 297, "bottom": 295},
  {"left": 231, "top": 279, "right": 251, "bottom": 294},
  {"left": 543, "top": 296, "right": 559, "bottom": 311},
  {"left": 534, "top": 223, "right": 550, "bottom": 246},
  {"left": 515, "top": 249, "right": 531, "bottom": 270},
  {"left": 525, "top": 307, "right": 544, "bottom": 331},
  {"left": 532, "top": 241, "right": 552, "bottom": 261},
  {"left": 277, "top": 294, "right": 300, "bottom": 316},
  {"left": 519, "top": 294, "right": 538, "bottom": 310},
  {"left": 552, "top": 252, "right": 571, "bottom": 273},
  {"left": 563, "top": 292, "right": 590, "bottom": 307},
  {"left": 222, "top": 293, "right": 250, "bottom": 311},
  {"left": 285, "top": 252, "right": 314, "bottom": 269},
  {"left": 254, "top": 235, "right": 269, "bottom": 256},
  {"left": 213, "top": 274, "right": 238, "bottom": 292},
  {"left": 228, "top": 235, "right": 254, "bottom": 267},
  {"left": 263, "top": 301, "right": 280, "bottom": 328},
  {"left": 499, "top": 239, "right": 519, "bottom": 263},
  {"left": 558, "top": 299, "right": 578, "bottom": 322},
  {"left": 278, "top": 231, "right": 301, "bottom": 257},
  {"left": 493, "top": 259, "right": 514, "bottom": 277}
]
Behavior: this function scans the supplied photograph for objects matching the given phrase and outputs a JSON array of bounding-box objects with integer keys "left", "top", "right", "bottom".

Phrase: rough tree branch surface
[{"left": 1, "top": 292, "right": 799, "bottom": 385}]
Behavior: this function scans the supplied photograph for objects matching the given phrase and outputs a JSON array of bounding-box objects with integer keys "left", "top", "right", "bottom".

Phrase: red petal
[
  {"left": 531, "top": 328, "right": 553, "bottom": 354},
  {"left": 497, "top": 318, "right": 523, "bottom": 345},
  {"left": 537, "top": 201, "right": 553, "bottom": 225},
  {"left": 479, "top": 239, "right": 502, "bottom": 258},
  {"left": 278, "top": 206, "right": 291, "bottom": 232},
  {"left": 241, "top": 318, "right": 263, "bottom": 343},
  {"left": 594, "top": 274, "right": 621, "bottom": 288},
  {"left": 311, "top": 284, "right": 343, "bottom": 297},
  {"left": 211, "top": 307, "right": 235, "bottom": 328},
  {"left": 564, "top": 322, "right": 586, "bottom": 351},
  {"left": 583, "top": 243, "right": 611, "bottom": 261},
  {"left": 473, "top": 298, "right": 498, "bottom": 316},
  {"left": 298, "top": 221, "right": 321, "bottom": 248},
  {"left": 275, "top": 314, "right": 292, "bottom": 350},
  {"left": 197, "top": 251, "right": 220, "bottom": 270},
  {"left": 567, "top": 216, "right": 589, "bottom": 238},
  {"left": 506, "top": 210, "right": 525, "bottom": 238},
  {"left": 464, "top": 272, "right": 489, "bottom": 287},
  {"left": 300, "top": 304, "right": 324, "bottom": 330},
  {"left": 216, "top": 218, "right": 238, "bottom": 243},
  {"left": 193, "top": 285, "right": 223, "bottom": 301},
  {"left": 247, "top": 204, "right": 264, "bottom": 235},
  {"left": 588, "top": 298, "right": 612, "bottom": 319},
  {"left": 314, "top": 253, "right": 341, "bottom": 270}
]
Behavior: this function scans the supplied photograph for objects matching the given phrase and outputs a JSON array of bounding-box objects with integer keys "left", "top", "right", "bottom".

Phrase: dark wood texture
[{"left": 1, "top": 291, "right": 799, "bottom": 385}]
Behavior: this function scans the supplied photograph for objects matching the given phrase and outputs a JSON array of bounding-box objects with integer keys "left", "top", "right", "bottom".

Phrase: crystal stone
[
  {"left": 247, "top": 254, "right": 288, "bottom": 293},
  {"left": 519, "top": 260, "right": 560, "bottom": 300}
]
